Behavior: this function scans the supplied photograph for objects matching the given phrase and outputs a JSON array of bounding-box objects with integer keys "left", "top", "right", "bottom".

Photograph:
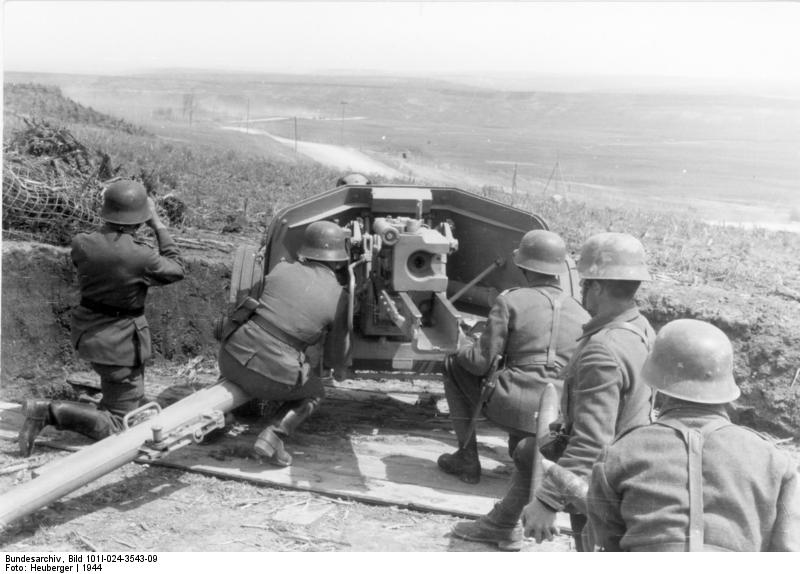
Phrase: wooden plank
[{"left": 150, "top": 427, "right": 513, "bottom": 518}]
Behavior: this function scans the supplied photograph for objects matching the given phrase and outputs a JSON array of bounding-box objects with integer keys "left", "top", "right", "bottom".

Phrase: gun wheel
[{"left": 229, "top": 244, "right": 265, "bottom": 309}]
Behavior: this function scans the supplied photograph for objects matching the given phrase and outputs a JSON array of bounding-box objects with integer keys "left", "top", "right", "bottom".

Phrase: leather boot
[
  {"left": 18, "top": 400, "right": 115, "bottom": 456},
  {"left": 254, "top": 427, "right": 292, "bottom": 467},
  {"left": 49, "top": 401, "right": 115, "bottom": 441},
  {"left": 451, "top": 506, "right": 524, "bottom": 551},
  {"left": 253, "top": 398, "right": 321, "bottom": 467},
  {"left": 18, "top": 399, "right": 53, "bottom": 456},
  {"left": 437, "top": 436, "right": 481, "bottom": 484}
]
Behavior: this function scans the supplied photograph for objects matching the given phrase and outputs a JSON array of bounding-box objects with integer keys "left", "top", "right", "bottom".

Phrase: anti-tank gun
[
  {"left": 0, "top": 181, "right": 580, "bottom": 530},
  {"left": 231, "top": 182, "right": 580, "bottom": 374}
]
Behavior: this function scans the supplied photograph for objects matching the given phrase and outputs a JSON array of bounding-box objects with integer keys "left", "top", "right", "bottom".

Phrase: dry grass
[{"left": 479, "top": 187, "right": 800, "bottom": 296}]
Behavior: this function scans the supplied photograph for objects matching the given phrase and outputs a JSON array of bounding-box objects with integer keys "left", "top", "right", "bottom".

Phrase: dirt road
[
  {"left": 222, "top": 126, "right": 407, "bottom": 179},
  {"left": 221, "top": 124, "right": 506, "bottom": 190}
]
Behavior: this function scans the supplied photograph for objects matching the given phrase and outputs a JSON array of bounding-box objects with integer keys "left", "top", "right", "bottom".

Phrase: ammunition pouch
[
  {"left": 539, "top": 421, "right": 569, "bottom": 462},
  {"left": 214, "top": 297, "right": 261, "bottom": 342}
]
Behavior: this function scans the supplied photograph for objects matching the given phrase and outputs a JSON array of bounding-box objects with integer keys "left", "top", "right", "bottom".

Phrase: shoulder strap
[
  {"left": 219, "top": 296, "right": 261, "bottom": 342},
  {"left": 536, "top": 289, "right": 569, "bottom": 369},
  {"left": 655, "top": 417, "right": 733, "bottom": 551}
]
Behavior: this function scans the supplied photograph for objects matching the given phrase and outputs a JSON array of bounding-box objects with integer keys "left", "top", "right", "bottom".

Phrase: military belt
[
  {"left": 80, "top": 297, "right": 144, "bottom": 318},
  {"left": 506, "top": 353, "right": 567, "bottom": 369},
  {"left": 249, "top": 314, "right": 308, "bottom": 352}
]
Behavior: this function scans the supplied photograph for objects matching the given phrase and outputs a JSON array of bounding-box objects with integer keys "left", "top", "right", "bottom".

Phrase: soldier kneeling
[{"left": 19, "top": 180, "right": 185, "bottom": 455}]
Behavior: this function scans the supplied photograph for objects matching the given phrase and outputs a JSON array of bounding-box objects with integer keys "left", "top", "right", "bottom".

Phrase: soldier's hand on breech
[
  {"left": 521, "top": 499, "right": 560, "bottom": 543},
  {"left": 145, "top": 197, "right": 167, "bottom": 231}
]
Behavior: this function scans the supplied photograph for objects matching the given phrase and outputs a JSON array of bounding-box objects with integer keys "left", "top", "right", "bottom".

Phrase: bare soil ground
[
  {"left": 0, "top": 458, "right": 570, "bottom": 553},
  {"left": 0, "top": 367, "right": 574, "bottom": 553},
  {"left": 2, "top": 364, "right": 797, "bottom": 554}
]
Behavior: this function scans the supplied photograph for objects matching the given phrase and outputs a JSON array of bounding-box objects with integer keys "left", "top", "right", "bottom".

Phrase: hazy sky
[{"left": 3, "top": 1, "right": 800, "bottom": 88}]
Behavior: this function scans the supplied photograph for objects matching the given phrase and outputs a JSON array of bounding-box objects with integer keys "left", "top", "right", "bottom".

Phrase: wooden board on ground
[{"left": 1, "top": 378, "right": 573, "bottom": 529}]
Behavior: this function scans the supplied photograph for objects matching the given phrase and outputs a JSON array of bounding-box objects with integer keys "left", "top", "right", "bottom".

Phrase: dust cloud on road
[{"left": 222, "top": 125, "right": 406, "bottom": 179}]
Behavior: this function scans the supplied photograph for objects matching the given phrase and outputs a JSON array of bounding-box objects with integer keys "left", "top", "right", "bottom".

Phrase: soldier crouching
[
  {"left": 438, "top": 230, "right": 589, "bottom": 550},
  {"left": 217, "top": 221, "right": 351, "bottom": 467}
]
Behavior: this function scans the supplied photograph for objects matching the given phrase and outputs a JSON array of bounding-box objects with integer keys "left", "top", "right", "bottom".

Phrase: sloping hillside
[
  {"left": 4, "top": 82, "right": 146, "bottom": 135},
  {"left": 3, "top": 83, "right": 345, "bottom": 237},
  {"left": 2, "top": 81, "right": 799, "bottom": 437}
]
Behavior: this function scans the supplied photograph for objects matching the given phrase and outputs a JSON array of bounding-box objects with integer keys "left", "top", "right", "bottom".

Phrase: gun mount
[{"left": 231, "top": 183, "right": 580, "bottom": 373}]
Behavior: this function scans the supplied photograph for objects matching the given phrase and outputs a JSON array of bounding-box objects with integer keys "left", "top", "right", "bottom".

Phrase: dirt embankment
[
  {"left": 1, "top": 240, "right": 230, "bottom": 395},
  {"left": 638, "top": 283, "right": 800, "bottom": 437},
  {"left": 2, "top": 239, "right": 799, "bottom": 437}
]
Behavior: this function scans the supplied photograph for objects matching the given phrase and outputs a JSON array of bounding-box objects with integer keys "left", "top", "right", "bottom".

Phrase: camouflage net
[{"left": 2, "top": 119, "right": 121, "bottom": 245}]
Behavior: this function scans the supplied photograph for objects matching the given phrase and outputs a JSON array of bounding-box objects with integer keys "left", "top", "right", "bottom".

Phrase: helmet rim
[
  {"left": 513, "top": 230, "right": 566, "bottom": 276},
  {"left": 577, "top": 232, "right": 651, "bottom": 281},
  {"left": 297, "top": 221, "right": 349, "bottom": 262},
  {"left": 100, "top": 180, "right": 150, "bottom": 225},
  {"left": 643, "top": 319, "right": 740, "bottom": 404}
]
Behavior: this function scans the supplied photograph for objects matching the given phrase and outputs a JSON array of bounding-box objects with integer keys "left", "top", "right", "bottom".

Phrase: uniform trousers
[
  {"left": 90, "top": 362, "right": 146, "bottom": 434},
  {"left": 218, "top": 347, "right": 324, "bottom": 402},
  {"left": 445, "top": 358, "right": 531, "bottom": 455}
]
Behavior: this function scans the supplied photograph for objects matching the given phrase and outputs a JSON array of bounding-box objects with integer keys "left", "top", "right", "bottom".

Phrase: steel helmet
[
  {"left": 642, "top": 319, "right": 740, "bottom": 404},
  {"left": 297, "top": 221, "right": 349, "bottom": 262},
  {"left": 577, "top": 232, "right": 651, "bottom": 281},
  {"left": 336, "top": 173, "right": 371, "bottom": 186},
  {"left": 100, "top": 180, "right": 150, "bottom": 225},
  {"left": 512, "top": 230, "right": 566, "bottom": 275}
]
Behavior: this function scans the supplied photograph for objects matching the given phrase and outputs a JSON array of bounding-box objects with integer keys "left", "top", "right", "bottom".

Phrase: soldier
[
  {"left": 587, "top": 319, "right": 800, "bottom": 551},
  {"left": 336, "top": 173, "right": 371, "bottom": 186},
  {"left": 19, "top": 180, "right": 185, "bottom": 455},
  {"left": 218, "top": 220, "right": 350, "bottom": 467},
  {"left": 521, "top": 232, "right": 655, "bottom": 551},
  {"left": 438, "top": 230, "right": 590, "bottom": 550}
]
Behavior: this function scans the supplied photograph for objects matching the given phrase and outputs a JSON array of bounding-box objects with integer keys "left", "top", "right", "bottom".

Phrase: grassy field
[{"left": 4, "top": 74, "right": 800, "bottom": 295}]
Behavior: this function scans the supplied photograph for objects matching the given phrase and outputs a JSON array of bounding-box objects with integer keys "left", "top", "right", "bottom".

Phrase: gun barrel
[{"left": 0, "top": 380, "right": 249, "bottom": 529}]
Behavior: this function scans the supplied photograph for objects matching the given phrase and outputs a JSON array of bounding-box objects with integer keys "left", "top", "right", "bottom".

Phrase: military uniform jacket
[
  {"left": 223, "top": 260, "right": 350, "bottom": 387},
  {"left": 71, "top": 225, "right": 185, "bottom": 367},
  {"left": 455, "top": 282, "right": 589, "bottom": 434},
  {"left": 536, "top": 307, "right": 655, "bottom": 512},
  {"left": 587, "top": 404, "right": 800, "bottom": 551}
]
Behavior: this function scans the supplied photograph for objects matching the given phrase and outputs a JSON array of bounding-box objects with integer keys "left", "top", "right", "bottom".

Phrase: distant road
[{"left": 222, "top": 125, "right": 406, "bottom": 179}]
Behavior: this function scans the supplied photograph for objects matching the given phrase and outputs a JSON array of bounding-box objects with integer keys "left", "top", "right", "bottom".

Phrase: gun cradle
[{"left": 355, "top": 197, "right": 460, "bottom": 357}]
